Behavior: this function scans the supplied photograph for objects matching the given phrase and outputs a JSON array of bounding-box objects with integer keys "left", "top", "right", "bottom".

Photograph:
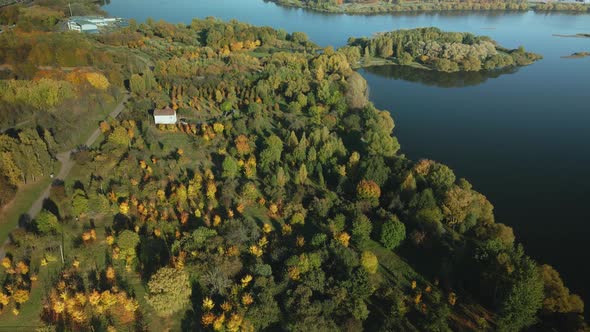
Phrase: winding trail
[{"left": 0, "top": 93, "right": 129, "bottom": 257}]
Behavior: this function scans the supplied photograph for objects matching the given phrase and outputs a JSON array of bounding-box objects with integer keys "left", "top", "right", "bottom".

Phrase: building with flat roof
[
  {"left": 66, "top": 16, "right": 126, "bottom": 33},
  {"left": 67, "top": 19, "right": 98, "bottom": 33}
]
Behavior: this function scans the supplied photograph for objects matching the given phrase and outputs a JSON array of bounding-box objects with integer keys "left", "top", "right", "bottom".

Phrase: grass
[
  {"left": 354, "top": 55, "right": 432, "bottom": 71},
  {"left": 0, "top": 167, "right": 57, "bottom": 241},
  {"left": 247, "top": 50, "right": 272, "bottom": 58},
  {"left": 366, "top": 240, "right": 421, "bottom": 287}
]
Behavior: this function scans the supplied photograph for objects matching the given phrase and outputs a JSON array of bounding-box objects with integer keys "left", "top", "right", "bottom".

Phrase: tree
[
  {"left": 108, "top": 127, "right": 131, "bottom": 147},
  {"left": 427, "top": 163, "right": 456, "bottom": 195},
  {"left": 71, "top": 189, "right": 89, "bottom": 217},
  {"left": 296, "top": 164, "right": 308, "bottom": 185},
  {"left": 117, "top": 230, "right": 140, "bottom": 260},
  {"left": 146, "top": 267, "right": 192, "bottom": 317},
  {"left": 497, "top": 257, "right": 544, "bottom": 331},
  {"left": 345, "top": 72, "right": 368, "bottom": 110},
  {"left": 222, "top": 155, "right": 239, "bottom": 179},
  {"left": 290, "top": 31, "right": 309, "bottom": 44},
  {"left": 540, "top": 264, "right": 584, "bottom": 314},
  {"left": 86, "top": 72, "right": 110, "bottom": 90},
  {"left": 441, "top": 185, "right": 472, "bottom": 227},
  {"left": 352, "top": 214, "right": 372, "bottom": 247},
  {"left": 36, "top": 209, "right": 59, "bottom": 234},
  {"left": 365, "top": 130, "right": 399, "bottom": 158},
  {"left": 130, "top": 73, "right": 146, "bottom": 95},
  {"left": 356, "top": 180, "right": 381, "bottom": 201},
  {"left": 380, "top": 216, "right": 406, "bottom": 250},
  {"left": 361, "top": 251, "right": 378, "bottom": 274},
  {"left": 259, "top": 135, "right": 283, "bottom": 169}
]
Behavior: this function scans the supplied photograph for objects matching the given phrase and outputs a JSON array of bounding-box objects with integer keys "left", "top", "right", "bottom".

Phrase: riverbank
[{"left": 269, "top": 0, "right": 590, "bottom": 14}]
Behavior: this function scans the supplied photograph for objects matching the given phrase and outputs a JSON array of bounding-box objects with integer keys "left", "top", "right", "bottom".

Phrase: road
[{"left": 0, "top": 93, "right": 129, "bottom": 257}]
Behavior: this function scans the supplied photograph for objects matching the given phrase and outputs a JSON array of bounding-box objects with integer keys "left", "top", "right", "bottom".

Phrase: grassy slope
[{"left": 0, "top": 164, "right": 57, "bottom": 239}]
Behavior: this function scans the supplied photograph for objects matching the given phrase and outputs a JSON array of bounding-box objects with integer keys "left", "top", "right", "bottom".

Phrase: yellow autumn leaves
[{"left": 201, "top": 274, "right": 256, "bottom": 331}]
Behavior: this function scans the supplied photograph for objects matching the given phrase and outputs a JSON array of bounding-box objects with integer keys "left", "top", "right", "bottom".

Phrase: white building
[
  {"left": 67, "top": 20, "right": 98, "bottom": 33},
  {"left": 154, "top": 106, "right": 177, "bottom": 125},
  {"left": 66, "top": 16, "right": 125, "bottom": 33}
]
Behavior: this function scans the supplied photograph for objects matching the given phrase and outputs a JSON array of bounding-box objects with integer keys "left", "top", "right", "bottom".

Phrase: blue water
[{"left": 104, "top": 0, "right": 590, "bottom": 308}]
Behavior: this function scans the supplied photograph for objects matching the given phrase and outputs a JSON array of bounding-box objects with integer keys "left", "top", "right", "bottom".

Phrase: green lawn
[{"left": 0, "top": 173, "right": 55, "bottom": 241}]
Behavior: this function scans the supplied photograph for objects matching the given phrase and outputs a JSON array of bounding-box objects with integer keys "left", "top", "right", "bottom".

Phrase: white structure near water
[
  {"left": 154, "top": 106, "right": 177, "bottom": 125},
  {"left": 66, "top": 16, "right": 125, "bottom": 33}
]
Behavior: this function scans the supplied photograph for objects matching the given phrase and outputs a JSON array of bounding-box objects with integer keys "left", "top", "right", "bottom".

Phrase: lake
[{"left": 104, "top": 0, "right": 590, "bottom": 311}]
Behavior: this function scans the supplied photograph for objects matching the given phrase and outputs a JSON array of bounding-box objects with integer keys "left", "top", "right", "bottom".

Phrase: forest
[
  {"left": 270, "top": 0, "right": 590, "bottom": 13},
  {"left": 0, "top": 2, "right": 588, "bottom": 331},
  {"left": 347, "top": 28, "right": 542, "bottom": 72}
]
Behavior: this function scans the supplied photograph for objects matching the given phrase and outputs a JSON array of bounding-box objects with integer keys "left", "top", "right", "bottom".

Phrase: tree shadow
[
  {"left": 180, "top": 281, "right": 205, "bottom": 331},
  {"left": 361, "top": 64, "right": 518, "bottom": 88},
  {"left": 138, "top": 237, "right": 170, "bottom": 281},
  {"left": 42, "top": 198, "right": 59, "bottom": 218}
]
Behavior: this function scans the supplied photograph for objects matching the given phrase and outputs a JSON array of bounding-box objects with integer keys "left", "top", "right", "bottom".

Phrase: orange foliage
[{"left": 356, "top": 180, "right": 381, "bottom": 200}]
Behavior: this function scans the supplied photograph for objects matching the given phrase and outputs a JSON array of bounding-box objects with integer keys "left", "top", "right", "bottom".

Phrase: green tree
[
  {"left": 497, "top": 257, "right": 544, "bottom": 331},
  {"left": 117, "top": 230, "right": 140, "bottom": 260},
  {"left": 71, "top": 189, "right": 89, "bottom": 217},
  {"left": 361, "top": 251, "right": 378, "bottom": 274},
  {"left": 380, "top": 216, "right": 406, "bottom": 250},
  {"left": 296, "top": 164, "right": 308, "bottom": 185},
  {"left": 259, "top": 135, "right": 283, "bottom": 169},
  {"left": 146, "top": 267, "right": 192, "bottom": 317},
  {"left": 130, "top": 73, "right": 146, "bottom": 95},
  {"left": 222, "top": 155, "right": 239, "bottom": 179},
  {"left": 108, "top": 127, "right": 131, "bottom": 147},
  {"left": 352, "top": 214, "right": 372, "bottom": 247},
  {"left": 36, "top": 209, "right": 59, "bottom": 234},
  {"left": 427, "top": 163, "right": 456, "bottom": 195}
]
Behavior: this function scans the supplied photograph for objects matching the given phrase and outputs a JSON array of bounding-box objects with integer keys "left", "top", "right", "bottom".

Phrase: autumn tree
[
  {"left": 356, "top": 180, "right": 381, "bottom": 201},
  {"left": 540, "top": 264, "right": 584, "bottom": 314}
]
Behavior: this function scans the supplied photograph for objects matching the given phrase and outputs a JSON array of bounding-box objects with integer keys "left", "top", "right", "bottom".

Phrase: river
[{"left": 104, "top": 0, "right": 590, "bottom": 311}]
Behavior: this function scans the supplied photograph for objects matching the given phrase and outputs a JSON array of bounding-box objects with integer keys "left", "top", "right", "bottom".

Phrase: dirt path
[{"left": 0, "top": 93, "right": 129, "bottom": 257}]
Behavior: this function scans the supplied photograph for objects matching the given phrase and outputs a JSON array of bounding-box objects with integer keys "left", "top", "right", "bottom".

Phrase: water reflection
[{"left": 361, "top": 64, "right": 518, "bottom": 88}]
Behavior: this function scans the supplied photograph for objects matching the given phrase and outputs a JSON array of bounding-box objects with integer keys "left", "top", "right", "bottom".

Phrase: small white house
[{"left": 154, "top": 106, "right": 177, "bottom": 125}]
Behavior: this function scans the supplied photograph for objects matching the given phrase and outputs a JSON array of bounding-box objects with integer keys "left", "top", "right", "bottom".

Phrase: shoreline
[{"left": 268, "top": 0, "right": 590, "bottom": 15}]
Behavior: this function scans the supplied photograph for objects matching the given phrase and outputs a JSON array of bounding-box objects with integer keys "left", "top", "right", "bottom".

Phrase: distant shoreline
[
  {"left": 268, "top": 0, "right": 590, "bottom": 14},
  {"left": 562, "top": 51, "right": 590, "bottom": 58},
  {"left": 553, "top": 33, "right": 590, "bottom": 38}
]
